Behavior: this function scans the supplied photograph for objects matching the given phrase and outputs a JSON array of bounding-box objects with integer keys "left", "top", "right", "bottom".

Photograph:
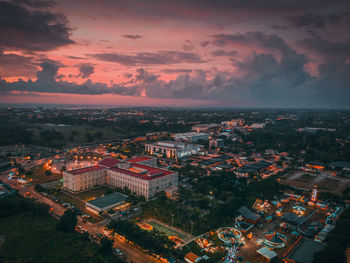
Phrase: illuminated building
[
  {"left": 145, "top": 141, "right": 202, "bottom": 159},
  {"left": 63, "top": 156, "right": 178, "bottom": 199},
  {"left": 311, "top": 185, "right": 318, "bottom": 203}
]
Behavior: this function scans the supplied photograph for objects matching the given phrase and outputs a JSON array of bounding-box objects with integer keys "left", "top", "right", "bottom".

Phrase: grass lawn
[
  {"left": 296, "top": 174, "right": 316, "bottom": 183},
  {"left": 29, "top": 165, "right": 62, "bottom": 185},
  {"left": 0, "top": 212, "right": 119, "bottom": 263},
  {"left": 76, "top": 186, "right": 115, "bottom": 201},
  {"left": 147, "top": 220, "right": 188, "bottom": 240},
  {"left": 295, "top": 174, "right": 315, "bottom": 183},
  {"left": 318, "top": 178, "right": 340, "bottom": 191}
]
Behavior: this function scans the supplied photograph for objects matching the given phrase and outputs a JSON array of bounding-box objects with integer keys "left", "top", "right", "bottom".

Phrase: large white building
[
  {"left": 174, "top": 132, "right": 209, "bottom": 142},
  {"left": 63, "top": 156, "right": 178, "bottom": 199},
  {"left": 145, "top": 141, "right": 202, "bottom": 159}
]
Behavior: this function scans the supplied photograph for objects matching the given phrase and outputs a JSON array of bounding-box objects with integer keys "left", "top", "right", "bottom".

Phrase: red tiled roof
[
  {"left": 98, "top": 157, "right": 120, "bottom": 168},
  {"left": 132, "top": 163, "right": 173, "bottom": 176},
  {"left": 185, "top": 252, "right": 199, "bottom": 263},
  {"left": 110, "top": 163, "right": 173, "bottom": 180},
  {"left": 68, "top": 165, "right": 105, "bottom": 175},
  {"left": 127, "top": 156, "right": 152, "bottom": 163}
]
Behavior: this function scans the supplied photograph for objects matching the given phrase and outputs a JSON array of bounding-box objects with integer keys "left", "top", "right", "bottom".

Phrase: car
[
  {"left": 82, "top": 214, "right": 91, "bottom": 219},
  {"left": 114, "top": 249, "right": 123, "bottom": 256}
]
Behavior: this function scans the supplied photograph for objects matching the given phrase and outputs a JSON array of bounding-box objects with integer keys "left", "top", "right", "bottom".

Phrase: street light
[{"left": 171, "top": 214, "right": 174, "bottom": 227}]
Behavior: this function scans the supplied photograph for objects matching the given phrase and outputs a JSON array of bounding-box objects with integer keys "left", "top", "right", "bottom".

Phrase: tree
[
  {"left": 45, "top": 170, "right": 52, "bottom": 177},
  {"left": 56, "top": 209, "right": 77, "bottom": 232},
  {"left": 100, "top": 237, "right": 113, "bottom": 254},
  {"left": 81, "top": 231, "right": 90, "bottom": 242}
]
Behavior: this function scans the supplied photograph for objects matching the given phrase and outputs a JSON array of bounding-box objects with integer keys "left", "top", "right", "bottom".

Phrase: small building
[
  {"left": 306, "top": 161, "right": 325, "bottom": 171},
  {"left": 329, "top": 161, "right": 350, "bottom": 171},
  {"left": 86, "top": 192, "right": 128, "bottom": 214},
  {"left": 256, "top": 247, "right": 277, "bottom": 262},
  {"left": 209, "top": 139, "right": 224, "bottom": 149},
  {"left": 251, "top": 123, "right": 266, "bottom": 129},
  {"left": 184, "top": 252, "right": 201, "bottom": 263},
  {"left": 238, "top": 206, "right": 260, "bottom": 224}
]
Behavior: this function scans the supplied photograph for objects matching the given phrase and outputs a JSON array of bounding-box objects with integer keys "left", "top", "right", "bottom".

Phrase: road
[{"left": 0, "top": 172, "right": 162, "bottom": 263}]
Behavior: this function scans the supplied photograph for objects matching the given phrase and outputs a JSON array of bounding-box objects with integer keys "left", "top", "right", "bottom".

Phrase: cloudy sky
[{"left": 0, "top": 0, "right": 349, "bottom": 107}]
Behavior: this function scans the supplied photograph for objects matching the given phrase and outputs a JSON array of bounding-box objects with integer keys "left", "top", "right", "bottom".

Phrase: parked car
[{"left": 114, "top": 249, "right": 124, "bottom": 257}]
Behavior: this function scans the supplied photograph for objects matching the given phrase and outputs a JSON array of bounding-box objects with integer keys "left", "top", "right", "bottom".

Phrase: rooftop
[
  {"left": 86, "top": 192, "right": 127, "bottom": 209},
  {"left": 127, "top": 156, "right": 153, "bottom": 163},
  {"left": 68, "top": 165, "right": 105, "bottom": 175},
  {"left": 98, "top": 157, "right": 120, "bottom": 168},
  {"left": 110, "top": 163, "right": 173, "bottom": 181},
  {"left": 238, "top": 206, "right": 260, "bottom": 221},
  {"left": 285, "top": 239, "right": 325, "bottom": 263}
]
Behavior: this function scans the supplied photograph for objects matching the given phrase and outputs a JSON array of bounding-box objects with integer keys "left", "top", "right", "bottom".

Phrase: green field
[
  {"left": 33, "top": 124, "right": 118, "bottom": 146},
  {"left": 295, "top": 174, "right": 315, "bottom": 183},
  {"left": 29, "top": 165, "right": 62, "bottom": 185},
  {"left": 0, "top": 197, "right": 121, "bottom": 263},
  {"left": 147, "top": 220, "right": 188, "bottom": 240}
]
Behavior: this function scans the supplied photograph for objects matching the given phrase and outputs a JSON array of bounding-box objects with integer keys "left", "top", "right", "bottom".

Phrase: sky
[{"left": 0, "top": 0, "right": 350, "bottom": 108}]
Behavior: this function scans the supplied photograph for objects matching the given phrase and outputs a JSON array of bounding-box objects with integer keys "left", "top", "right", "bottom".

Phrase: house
[
  {"left": 184, "top": 252, "right": 201, "bottom": 263},
  {"left": 238, "top": 206, "right": 260, "bottom": 224}
]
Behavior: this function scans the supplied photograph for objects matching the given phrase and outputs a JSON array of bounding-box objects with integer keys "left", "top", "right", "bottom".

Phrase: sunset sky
[{"left": 0, "top": 0, "right": 349, "bottom": 107}]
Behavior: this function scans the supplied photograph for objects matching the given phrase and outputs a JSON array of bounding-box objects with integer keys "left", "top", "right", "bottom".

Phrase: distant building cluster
[
  {"left": 63, "top": 156, "right": 178, "bottom": 199},
  {"left": 174, "top": 132, "right": 209, "bottom": 142},
  {"left": 191, "top": 124, "right": 221, "bottom": 133}
]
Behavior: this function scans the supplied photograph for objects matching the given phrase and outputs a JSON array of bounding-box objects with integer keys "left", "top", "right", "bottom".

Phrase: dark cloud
[
  {"left": 0, "top": 49, "right": 38, "bottom": 78},
  {"left": 161, "top": 69, "right": 193, "bottom": 74},
  {"left": 92, "top": 50, "right": 205, "bottom": 66},
  {"left": 91, "top": 0, "right": 350, "bottom": 26},
  {"left": 78, "top": 63, "right": 94, "bottom": 78},
  {"left": 0, "top": 0, "right": 74, "bottom": 51},
  {"left": 122, "top": 34, "right": 143, "bottom": 40},
  {"left": 65, "top": 55, "right": 86, "bottom": 60},
  {"left": 212, "top": 31, "right": 293, "bottom": 56},
  {"left": 211, "top": 50, "right": 238, "bottom": 57},
  {"left": 286, "top": 12, "right": 350, "bottom": 30},
  {"left": 12, "top": 0, "right": 55, "bottom": 8},
  {"left": 134, "top": 68, "right": 159, "bottom": 83},
  {"left": 299, "top": 37, "right": 350, "bottom": 61},
  {"left": 182, "top": 40, "right": 194, "bottom": 52},
  {"left": 123, "top": 73, "right": 133, "bottom": 79},
  {"left": 0, "top": 61, "right": 140, "bottom": 96},
  {"left": 200, "top": 41, "right": 210, "bottom": 47}
]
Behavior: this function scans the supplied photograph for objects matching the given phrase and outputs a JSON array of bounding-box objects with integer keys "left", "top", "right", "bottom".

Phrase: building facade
[
  {"left": 145, "top": 141, "right": 202, "bottom": 159},
  {"left": 63, "top": 156, "right": 178, "bottom": 199}
]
